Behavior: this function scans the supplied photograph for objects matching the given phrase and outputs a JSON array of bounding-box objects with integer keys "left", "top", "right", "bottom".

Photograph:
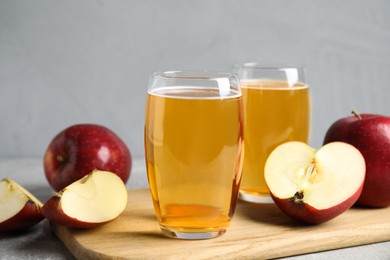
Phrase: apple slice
[
  {"left": 0, "top": 178, "right": 44, "bottom": 232},
  {"left": 42, "top": 170, "right": 128, "bottom": 229},
  {"left": 264, "top": 141, "right": 366, "bottom": 224}
]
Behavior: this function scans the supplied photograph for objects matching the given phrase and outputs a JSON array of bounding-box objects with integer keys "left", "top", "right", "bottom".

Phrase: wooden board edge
[{"left": 51, "top": 223, "right": 114, "bottom": 260}]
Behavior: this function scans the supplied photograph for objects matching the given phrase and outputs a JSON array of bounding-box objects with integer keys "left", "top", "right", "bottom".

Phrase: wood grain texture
[{"left": 51, "top": 189, "right": 390, "bottom": 259}]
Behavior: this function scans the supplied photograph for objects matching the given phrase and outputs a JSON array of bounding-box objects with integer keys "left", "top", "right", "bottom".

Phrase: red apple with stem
[
  {"left": 0, "top": 178, "right": 44, "bottom": 232},
  {"left": 265, "top": 141, "right": 366, "bottom": 224},
  {"left": 44, "top": 124, "right": 131, "bottom": 191},
  {"left": 323, "top": 111, "right": 390, "bottom": 207}
]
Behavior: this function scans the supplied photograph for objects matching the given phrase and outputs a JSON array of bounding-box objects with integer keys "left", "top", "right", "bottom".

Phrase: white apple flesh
[
  {"left": 265, "top": 141, "right": 366, "bottom": 224},
  {"left": 42, "top": 170, "right": 128, "bottom": 229},
  {"left": 0, "top": 178, "right": 44, "bottom": 232}
]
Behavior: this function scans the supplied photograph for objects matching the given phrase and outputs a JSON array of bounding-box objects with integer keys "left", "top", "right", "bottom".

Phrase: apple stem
[{"left": 352, "top": 110, "right": 362, "bottom": 120}]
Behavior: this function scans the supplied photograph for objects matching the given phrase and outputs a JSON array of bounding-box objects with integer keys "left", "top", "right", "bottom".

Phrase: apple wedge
[
  {"left": 42, "top": 170, "right": 128, "bottom": 229},
  {"left": 0, "top": 178, "right": 44, "bottom": 232},
  {"left": 264, "top": 141, "right": 366, "bottom": 224}
]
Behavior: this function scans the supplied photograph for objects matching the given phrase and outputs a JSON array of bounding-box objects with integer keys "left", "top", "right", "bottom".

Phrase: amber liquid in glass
[
  {"left": 240, "top": 80, "right": 310, "bottom": 198},
  {"left": 144, "top": 87, "right": 244, "bottom": 234}
]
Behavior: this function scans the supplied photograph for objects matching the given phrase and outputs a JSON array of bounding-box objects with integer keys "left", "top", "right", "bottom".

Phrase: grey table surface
[{"left": 1, "top": 158, "right": 389, "bottom": 260}]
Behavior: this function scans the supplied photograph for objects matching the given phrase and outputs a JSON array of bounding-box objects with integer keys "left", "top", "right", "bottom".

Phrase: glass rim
[
  {"left": 148, "top": 70, "right": 241, "bottom": 99},
  {"left": 234, "top": 62, "right": 306, "bottom": 71},
  {"left": 150, "top": 70, "right": 239, "bottom": 81}
]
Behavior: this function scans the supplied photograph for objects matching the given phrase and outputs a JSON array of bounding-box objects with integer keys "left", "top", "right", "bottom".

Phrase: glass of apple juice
[
  {"left": 144, "top": 70, "right": 244, "bottom": 239},
  {"left": 234, "top": 63, "right": 311, "bottom": 203}
]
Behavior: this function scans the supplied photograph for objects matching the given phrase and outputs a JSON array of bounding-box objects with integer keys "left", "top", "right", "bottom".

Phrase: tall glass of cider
[
  {"left": 235, "top": 63, "right": 311, "bottom": 203},
  {"left": 144, "top": 71, "right": 244, "bottom": 239}
]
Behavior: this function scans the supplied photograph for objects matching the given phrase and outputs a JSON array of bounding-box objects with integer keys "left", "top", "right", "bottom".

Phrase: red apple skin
[
  {"left": 0, "top": 200, "right": 44, "bottom": 232},
  {"left": 44, "top": 124, "right": 131, "bottom": 191},
  {"left": 42, "top": 196, "right": 107, "bottom": 229},
  {"left": 271, "top": 183, "right": 363, "bottom": 224},
  {"left": 323, "top": 113, "right": 390, "bottom": 207}
]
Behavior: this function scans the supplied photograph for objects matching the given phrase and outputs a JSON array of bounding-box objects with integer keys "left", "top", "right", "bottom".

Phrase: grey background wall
[{"left": 1, "top": 0, "right": 389, "bottom": 159}]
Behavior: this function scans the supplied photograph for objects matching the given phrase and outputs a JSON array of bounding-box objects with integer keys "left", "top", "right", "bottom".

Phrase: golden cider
[
  {"left": 240, "top": 80, "right": 310, "bottom": 197},
  {"left": 144, "top": 87, "right": 244, "bottom": 233}
]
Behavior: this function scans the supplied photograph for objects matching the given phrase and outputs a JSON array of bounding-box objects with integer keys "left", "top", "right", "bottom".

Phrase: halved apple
[
  {"left": 264, "top": 141, "right": 366, "bottom": 224},
  {"left": 42, "top": 170, "right": 128, "bottom": 229},
  {"left": 0, "top": 178, "right": 44, "bottom": 232}
]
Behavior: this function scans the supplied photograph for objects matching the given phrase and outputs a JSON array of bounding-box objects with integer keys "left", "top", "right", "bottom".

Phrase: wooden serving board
[{"left": 51, "top": 189, "right": 390, "bottom": 259}]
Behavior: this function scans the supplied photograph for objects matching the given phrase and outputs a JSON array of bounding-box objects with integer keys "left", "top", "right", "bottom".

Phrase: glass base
[
  {"left": 238, "top": 191, "right": 274, "bottom": 204},
  {"left": 160, "top": 227, "right": 226, "bottom": 240}
]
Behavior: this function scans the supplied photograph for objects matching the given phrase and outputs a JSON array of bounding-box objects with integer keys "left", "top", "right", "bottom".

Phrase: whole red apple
[
  {"left": 44, "top": 124, "right": 131, "bottom": 191},
  {"left": 323, "top": 111, "right": 390, "bottom": 207}
]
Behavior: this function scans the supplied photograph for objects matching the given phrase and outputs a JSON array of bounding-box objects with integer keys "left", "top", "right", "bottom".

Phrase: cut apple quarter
[
  {"left": 0, "top": 178, "right": 44, "bottom": 232},
  {"left": 264, "top": 141, "right": 366, "bottom": 224},
  {"left": 42, "top": 170, "right": 128, "bottom": 229}
]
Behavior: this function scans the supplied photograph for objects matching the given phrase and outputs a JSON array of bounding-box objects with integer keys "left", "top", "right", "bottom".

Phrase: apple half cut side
[
  {"left": 0, "top": 178, "right": 44, "bottom": 232},
  {"left": 264, "top": 141, "right": 366, "bottom": 224},
  {"left": 42, "top": 170, "right": 128, "bottom": 229}
]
